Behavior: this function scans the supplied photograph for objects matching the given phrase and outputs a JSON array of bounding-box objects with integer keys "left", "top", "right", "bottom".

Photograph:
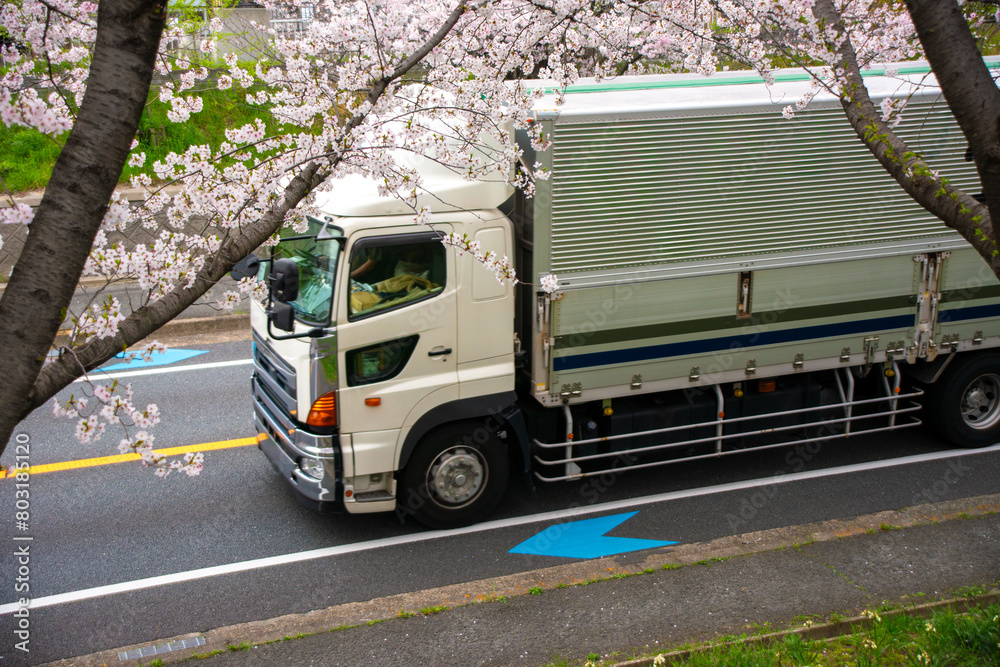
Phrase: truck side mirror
[
  {"left": 229, "top": 253, "right": 261, "bottom": 280},
  {"left": 268, "top": 258, "right": 299, "bottom": 302},
  {"left": 268, "top": 301, "right": 295, "bottom": 332}
]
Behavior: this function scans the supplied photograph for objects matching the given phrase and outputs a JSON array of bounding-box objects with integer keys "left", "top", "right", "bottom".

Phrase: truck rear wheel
[
  {"left": 401, "top": 422, "right": 509, "bottom": 529},
  {"left": 925, "top": 353, "right": 1000, "bottom": 448}
]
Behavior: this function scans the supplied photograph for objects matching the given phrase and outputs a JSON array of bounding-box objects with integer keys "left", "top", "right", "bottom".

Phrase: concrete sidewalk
[
  {"left": 59, "top": 276, "right": 250, "bottom": 339},
  {"left": 51, "top": 494, "right": 1000, "bottom": 667},
  {"left": 2, "top": 183, "right": 248, "bottom": 341},
  {"left": 0, "top": 275, "right": 251, "bottom": 342}
]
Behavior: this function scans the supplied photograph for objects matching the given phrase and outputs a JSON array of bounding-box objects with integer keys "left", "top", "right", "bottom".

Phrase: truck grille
[{"left": 253, "top": 332, "right": 297, "bottom": 417}]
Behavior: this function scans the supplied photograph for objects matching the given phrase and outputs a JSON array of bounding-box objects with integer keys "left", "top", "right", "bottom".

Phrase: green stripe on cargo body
[
  {"left": 553, "top": 295, "right": 914, "bottom": 350},
  {"left": 939, "top": 284, "right": 1000, "bottom": 303}
]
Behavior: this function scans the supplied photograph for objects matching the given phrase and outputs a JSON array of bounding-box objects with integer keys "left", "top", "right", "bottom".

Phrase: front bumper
[{"left": 253, "top": 377, "right": 344, "bottom": 513}]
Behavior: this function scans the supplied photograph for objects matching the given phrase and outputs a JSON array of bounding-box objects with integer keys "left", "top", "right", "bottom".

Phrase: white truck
[{"left": 247, "top": 62, "right": 1000, "bottom": 528}]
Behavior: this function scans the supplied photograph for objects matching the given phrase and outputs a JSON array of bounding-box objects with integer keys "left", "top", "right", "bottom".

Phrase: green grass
[
  {"left": 634, "top": 603, "right": 1000, "bottom": 667},
  {"left": 0, "top": 127, "right": 64, "bottom": 193},
  {"left": 0, "top": 82, "right": 298, "bottom": 194},
  {"left": 123, "top": 85, "right": 294, "bottom": 184},
  {"left": 954, "top": 584, "right": 993, "bottom": 598},
  {"left": 329, "top": 623, "right": 359, "bottom": 632},
  {"left": 420, "top": 604, "right": 448, "bottom": 615}
]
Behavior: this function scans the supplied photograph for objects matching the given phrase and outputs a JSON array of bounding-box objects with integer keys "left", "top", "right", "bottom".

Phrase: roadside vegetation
[
  {"left": 6, "top": 9, "right": 1000, "bottom": 198},
  {"left": 0, "top": 84, "right": 280, "bottom": 194},
  {"left": 562, "top": 602, "right": 1000, "bottom": 667}
]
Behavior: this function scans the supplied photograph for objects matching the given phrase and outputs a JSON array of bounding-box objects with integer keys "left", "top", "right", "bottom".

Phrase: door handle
[{"left": 428, "top": 347, "right": 452, "bottom": 357}]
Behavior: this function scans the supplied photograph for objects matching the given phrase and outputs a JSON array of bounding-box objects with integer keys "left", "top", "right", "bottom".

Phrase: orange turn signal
[
  {"left": 306, "top": 391, "right": 338, "bottom": 428},
  {"left": 365, "top": 397, "right": 381, "bottom": 407}
]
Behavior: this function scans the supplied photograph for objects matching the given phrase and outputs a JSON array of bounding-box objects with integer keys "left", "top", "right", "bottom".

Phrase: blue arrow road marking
[
  {"left": 101, "top": 348, "right": 208, "bottom": 372},
  {"left": 509, "top": 511, "right": 677, "bottom": 559}
]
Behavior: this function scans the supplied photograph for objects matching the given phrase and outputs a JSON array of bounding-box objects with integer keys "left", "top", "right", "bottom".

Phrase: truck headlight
[{"left": 298, "top": 457, "right": 326, "bottom": 480}]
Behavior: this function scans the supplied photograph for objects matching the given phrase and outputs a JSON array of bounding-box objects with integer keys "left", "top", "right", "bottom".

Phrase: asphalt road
[{"left": 1, "top": 334, "right": 998, "bottom": 664}]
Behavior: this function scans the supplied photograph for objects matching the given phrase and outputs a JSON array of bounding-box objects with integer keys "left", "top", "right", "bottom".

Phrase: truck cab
[{"left": 251, "top": 171, "right": 525, "bottom": 528}]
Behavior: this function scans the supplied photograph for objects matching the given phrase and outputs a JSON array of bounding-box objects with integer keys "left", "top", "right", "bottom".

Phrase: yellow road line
[{"left": 0, "top": 436, "right": 257, "bottom": 479}]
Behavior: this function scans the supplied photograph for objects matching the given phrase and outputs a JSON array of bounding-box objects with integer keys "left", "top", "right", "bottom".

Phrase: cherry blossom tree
[
  {"left": 809, "top": 0, "right": 1000, "bottom": 274},
  {"left": 0, "top": 0, "right": 705, "bottom": 462},
  {"left": 1, "top": 0, "right": 998, "bottom": 467}
]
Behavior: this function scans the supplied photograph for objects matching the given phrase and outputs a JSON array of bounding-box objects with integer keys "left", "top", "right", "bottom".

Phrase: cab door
[{"left": 336, "top": 229, "right": 457, "bottom": 476}]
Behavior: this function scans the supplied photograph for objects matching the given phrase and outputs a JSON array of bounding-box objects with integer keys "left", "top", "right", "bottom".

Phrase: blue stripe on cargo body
[
  {"left": 938, "top": 303, "right": 1000, "bottom": 323},
  {"left": 552, "top": 314, "right": 915, "bottom": 372}
]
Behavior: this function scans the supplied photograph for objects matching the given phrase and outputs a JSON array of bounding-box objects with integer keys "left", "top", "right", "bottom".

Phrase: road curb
[
  {"left": 135, "top": 312, "right": 250, "bottom": 341},
  {"left": 41, "top": 493, "right": 1000, "bottom": 667}
]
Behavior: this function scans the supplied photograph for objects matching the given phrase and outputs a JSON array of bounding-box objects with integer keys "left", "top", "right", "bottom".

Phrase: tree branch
[
  {"left": 31, "top": 163, "right": 324, "bottom": 403},
  {"left": 8, "top": 1, "right": 480, "bottom": 435},
  {"left": 812, "top": 0, "right": 1000, "bottom": 275}
]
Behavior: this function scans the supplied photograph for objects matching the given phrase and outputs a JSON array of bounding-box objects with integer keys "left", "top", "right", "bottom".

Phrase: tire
[
  {"left": 924, "top": 353, "right": 1000, "bottom": 448},
  {"left": 400, "top": 422, "right": 509, "bottom": 529}
]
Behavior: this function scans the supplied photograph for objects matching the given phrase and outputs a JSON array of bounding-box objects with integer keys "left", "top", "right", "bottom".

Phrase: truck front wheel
[
  {"left": 400, "top": 422, "right": 509, "bottom": 528},
  {"left": 925, "top": 353, "right": 1000, "bottom": 448}
]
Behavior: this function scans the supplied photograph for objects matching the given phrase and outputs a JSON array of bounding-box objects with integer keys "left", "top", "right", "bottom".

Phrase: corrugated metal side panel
[{"left": 546, "top": 100, "right": 975, "bottom": 274}]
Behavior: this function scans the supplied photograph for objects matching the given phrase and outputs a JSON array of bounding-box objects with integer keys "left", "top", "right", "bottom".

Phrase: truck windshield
[{"left": 271, "top": 220, "right": 343, "bottom": 325}]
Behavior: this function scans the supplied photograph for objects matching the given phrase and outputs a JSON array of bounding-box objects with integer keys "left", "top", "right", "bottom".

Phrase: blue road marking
[
  {"left": 101, "top": 349, "right": 208, "bottom": 371},
  {"left": 509, "top": 511, "right": 677, "bottom": 559}
]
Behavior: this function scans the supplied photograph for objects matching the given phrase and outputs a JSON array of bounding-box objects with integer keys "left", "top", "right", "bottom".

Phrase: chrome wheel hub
[
  {"left": 961, "top": 373, "right": 1000, "bottom": 430},
  {"left": 428, "top": 447, "right": 486, "bottom": 506}
]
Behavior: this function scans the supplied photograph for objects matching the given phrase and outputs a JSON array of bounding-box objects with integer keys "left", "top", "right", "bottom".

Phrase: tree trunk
[{"left": 0, "top": 1, "right": 166, "bottom": 457}]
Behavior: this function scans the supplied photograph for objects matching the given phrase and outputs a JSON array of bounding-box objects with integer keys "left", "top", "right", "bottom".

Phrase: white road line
[
  {"left": 73, "top": 358, "right": 253, "bottom": 382},
  {"left": 2, "top": 443, "right": 998, "bottom": 615}
]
